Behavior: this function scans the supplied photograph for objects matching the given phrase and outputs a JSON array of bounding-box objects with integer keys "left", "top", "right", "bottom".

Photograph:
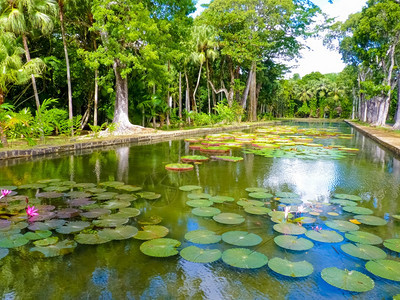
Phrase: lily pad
[
  {"left": 56, "top": 208, "right": 81, "bottom": 219},
  {"left": 222, "top": 248, "right": 268, "bottom": 269},
  {"left": 18, "top": 183, "right": 46, "bottom": 190},
  {"left": 115, "top": 185, "right": 142, "bottom": 192},
  {"left": 213, "top": 213, "right": 245, "bottom": 225},
  {"left": 133, "top": 225, "right": 169, "bottom": 240},
  {"left": 94, "top": 192, "right": 118, "bottom": 201},
  {"left": 354, "top": 215, "right": 388, "bottom": 226},
  {"left": 209, "top": 196, "right": 235, "bottom": 203},
  {"left": 98, "top": 226, "right": 138, "bottom": 240},
  {"left": 66, "top": 191, "right": 92, "bottom": 199},
  {"left": 192, "top": 207, "right": 221, "bottom": 217},
  {"left": 334, "top": 194, "right": 362, "bottom": 201},
  {"left": 365, "top": 260, "right": 400, "bottom": 281},
  {"left": 274, "top": 235, "right": 314, "bottom": 251},
  {"left": 186, "top": 200, "right": 213, "bottom": 208},
  {"left": 36, "top": 192, "right": 63, "bottom": 199},
  {"left": 213, "top": 156, "right": 243, "bottom": 162},
  {"left": 248, "top": 192, "right": 273, "bottom": 199},
  {"left": 276, "top": 192, "right": 299, "bottom": 198},
  {"left": 305, "top": 230, "right": 344, "bottom": 243},
  {"left": 102, "top": 200, "right": 131, "bottom": 210},
  {"left": 237, "top": 199, "right": 265, "bottom": 207},
  {"left": 99, "top": 181, "right": 125, "bottom": 188},
  {"left": 116, "top": 207, "right": 141, "bottom": 218},
  {"left": 68, "top": 198, "right": 95, "bottom": 207},
  {"left": 342, "top": 206, "right": 373, "bottom": 215},
  {"left": 187, "top": 193, "right": 211, "bottom": 200},
  {"left": 330, "top": 199, "right": 358, "bottom": 207},
  {"left": 75, "top": 232, "right": 112, "bottom": 245},
  {"left": 137, "top": 216, "right": 163, "bottom": 225},
  {"left": 138, "top": 192, "right": 161, "bottom": 201},
  {"left": 74, "top": 183, "right": 96, "bottom": 189},
  {"left": 0, "top": 234, "right": 29, "bottom": 248},
  {"left": 245, "top": 187, "right": 268, "bottom": 193},
  {"left": 383, "top": 239, "right": 400, "bottom": 253},
  {"left": 165, "top": 163, "right": 194, "bottom": 172},
  {"left": 140, "top": 238, "right": 181, "bottom": 257},
  {"left": 180, "top": 246, "right": 221, "bottom": 263},
  {"left": 244, "top": 206, "right": 271, "bottom": 215},
  {"left": 80, "top": 208, "right": 111, "bottom": 219},
  {"left": 221, "top": 231, "right": 262, "bottom": 247},
  {"left": 115, "top": 194, "right": 138, "bottom": 202},
  {"left": 92, "top": 215, "right": 129, "bottom": 228},
  {"left": 56, "top": 221, "right": 91, "bottom": 234},
  {"left": 30, "top": 239, "right": 77, "bottom": 257},
  {"left": 278, "top": 198, "right": 303, "bottom": 205},
  {"left": 321, "top": 267, "right": 375, "bottom": 292},
  {"left": 268, "top": 257, "right": 314, "bottom": 277},
  {"left": 24, "top": 230, "right": 52, "bottom": 241},
  {"left": 179, "top": 185, "right": 202, "bottom": 192},
  {"left": 33, "top": 237, "right": 59, "bottom": 246},
  {"left": 345, "top": 231, "right": 383, "bottom": 245},
  {"left": 181, "top": 155, "right": 209, "bottom": 163},
  {"left": 325, "top": 220, "right": 360, "bottom": 232},
  {"left": 273, "top": 223, "right": 307, "bottom": 235},
  {"left": 341, "top": 243, "right": 387, "bottom": 260},
  {"left": 185, "top": 230, "right": 221, "bottom": 244}
]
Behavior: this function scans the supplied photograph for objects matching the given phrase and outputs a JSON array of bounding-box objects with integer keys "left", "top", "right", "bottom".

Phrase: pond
[{"left": 0, "top": 121, "right": 399, "bottom": 299}]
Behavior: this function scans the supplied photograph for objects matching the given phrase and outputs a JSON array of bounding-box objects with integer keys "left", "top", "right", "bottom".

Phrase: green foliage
[
  {"left": 213, "top": 101, "right": 244, "bottom": 124},
  {"left": 188, "top": 112, "right": 214, "bottom": 126}
]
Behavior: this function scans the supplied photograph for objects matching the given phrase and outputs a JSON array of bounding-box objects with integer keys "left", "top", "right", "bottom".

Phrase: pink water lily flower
[
  {"left": 0, "top": 189, "right": 12, "bottom": 199},
  {"left": 297, "top": 205, "right": 306, "bottom": 214},
  {"left": 26, "top": 205, "right": 39, "bottom": 218}
]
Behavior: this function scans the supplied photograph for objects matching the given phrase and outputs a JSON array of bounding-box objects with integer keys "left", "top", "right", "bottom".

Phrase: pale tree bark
[
  {"left": 94, "top": 69, "right": 99, "bottom": 126},
  {"left": 184, "top": 70, "right": 190, "bottom": 113},
  {"left": 192, "top": 62, "right": 202, "bottom": 113},
  {"left": 248, "top": 61, "right": 257, "bottom": 121},
  {"left": 22, "top": 34, "right": 40, "bottom": 112},
  {"left": 178, "top": 72, "right": 182, "bottom": 119},
  {"left": 241, "top": 68, "right": 253, "bottom": 109},
  {"left": 392, "top": 74, "right": 400, "bottom": 129}
]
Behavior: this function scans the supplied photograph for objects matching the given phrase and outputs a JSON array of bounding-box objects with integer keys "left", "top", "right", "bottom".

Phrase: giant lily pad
[
  {"left": 30, "top": 239, "right": 77, "bottom": 257},
  {"left": 209, "top": 196, "right": 235, "bottom": 203},
  {"left": 133, "top": 225, "right": 169, "bottom": 240},
  {"left": 222, "top": 248, "right": 268, "bottom": 269},
  {"left": 75, "top": 232, "right": 112, "bottom": 245},
  {"left": 244, "top": 206, "right": 271, "bottom": 215},
  {"left": 179, "top": 185, "right": 202, "bottom": 192},
  {"left": 56, "top": 221, "right": 91, "bottom": 234},
  {"left": 221, "top": 231, "right": 262, "bottom": 247},
  {"left": 274, "top": 235, "right": 314, "bottom": 251},
  {"left": 345, "top": 231, "right": 383, "bottom": 245},
  {"left": 186, "top": 200, "right": 213, "bottom": 208},
  {"left": 180, "top": 246, "right": 221, "bottom": 263},
  {"left": 213, "top": 156, "right": 243, "bottom": 162},
  {"left": 268, "top": 257, "right": 314, "bottom": 277},
  {"left": 192, "top": 207, "right": 221, "bottom": 217},
  {"left": 273, "top": 223, "right": 307, "bottom": 235},
  {"left": 0, "top": 234, "right": 29, "bottom": 248},
  {"left": 98, "top": 226, "right": 138, "bottom": 240},
  {"left": 248, "top": 192, "right": 273, "bottom": 199},
  {"left": 321, "top": 267, "right": 374, "bottom": 292},
  {"left": 325, "top": 220, "right": 360, "bottom": 232},
  {"left": 140, "top": 238, "right": 181, "bottom": 257},
  {"left": 305, "top": 230, "right": 343, "bottom": 243},
  {"left": 354, "top": 215, "right": 387, "bottom": 226},
  {"left": 165, "top": 163, "right": 193, "bottom": 172},
  {"left": 185, "top": 230, "right": 221, "bottom": 244},
  {"left": 213, "top": 213, "right": 245, "bottom": 225},
  {"left": 365, "top": 260, "right": 400, "bottom": 281},
  {"left": 342, "top": 206, "right": 373, "bottom": 215},
  {"left": 181, "top": 155, "right": 209, "bottom": 163},
  {"left": 341, "top": 243, "right": 387, "bottom": 260},
  {"left": 334, "top": 194, "right": 362, "bottom": 201},
  {"left": 383, "top": 239, "right": 400, "bottom": 253}
]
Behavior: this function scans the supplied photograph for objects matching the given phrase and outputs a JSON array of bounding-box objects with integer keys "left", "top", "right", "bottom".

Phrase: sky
[{"left": 193, "top": 0, "right": 367, "bottom": 78}]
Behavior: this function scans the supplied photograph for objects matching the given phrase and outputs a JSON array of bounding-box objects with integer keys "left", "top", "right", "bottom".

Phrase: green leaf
[
  {"left": 274, "top": 235, "right": 314, "bottom": 251},
  {"left": 354, "top": 215, "right": 387, "bottom": 226},
  {"left": 186, "top": 200, "right": 213, "bottom": 208},
  {"left": 180, "top": 246, "right": 221, "bottom": 263},
  {"left": 222, "top": 231, "right": 262, "bottom": 247},
  {"left": 30, "top": 239, "right": 77, "bottom": 258},
  {"left": 222, "top": 248, "right": 268, "bottom": 269},
  {"left": 56, "top": 221, "right": 91, "bottom": 234},
  {"left": 248, "top": 192, "right": 273, "bottom": 199},
  {"left": 75, "top": 232, "right": 112, "bottom": 245},
  {"left": 273, "top": 223, "right": 307, "bottom": 235},
  {"left": 268, "top": 257, "right": 314, "bottom": 277},
  {"left": 209, "top": 195, "right": 235, "bottom": 203},
  {"left": 383, "top": 239, "right": 400, "bottom": 253},
  {"left": 24, "top": 230, "right": 52, "bottom": 240},
  {"left": 213, "top": 213, "right": 245, "bottom": 225},
  {"left": 245, "top": 187, "right": 268, "bottom": 193},
  {"left": 342, "top": 206, "right": 373, "bottom": 215},
  {"left": 345, "top": 231, "right": 383, "bottom": 245},
  {"left": 244, "top": 206, "right": 271, "bottom": 215},
  {"left": 133, "top": 225, "right": 169, "bottom": 240},
  {"left": 305, "top": 230, "right": 343, "bottom": 243},
  {"left": 365, "top": 260, "right": 400, "bottom": 281},
  {"left": 179, "top": 185, "right": 202, "bottom": 192},
  {"left": 185, "top": 230, "right": 221, "bottom": 244},
  {"left": 0, "top": 234, "right": 29, "bottom": 248},
  {"left": 321, "top": 267, "right": 375, "bottom": 292},
  {"left": 165, "top": 163, "right": 194, "bottom": 171},
  {"left": 98, "top": 226, "right": 138, "bottom": 240},
  {"left": 333, "top": 194, "right": 362, "bottom": 201},
  {"left": 140, "top": 238, "right": 181, "bottom": 257},
  {"left": 325, "top": 220, "right": 359, "bottom": 232},
  {"left": 192, "top": 207, "right": 221, "bottom": 217},
  {"left": 237, "top": 199, "right": 265, "bottom": 207},
  {"left": 341, "top": 243, "right": 387, "bottom": 260}
]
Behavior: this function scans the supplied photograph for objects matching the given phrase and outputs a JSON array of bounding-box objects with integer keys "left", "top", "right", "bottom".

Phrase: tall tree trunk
[
  {"left": 393, "top": 74, "right": 400, "bottom": 129},
  {"left": 192, "top": 62, "right": 202, "bottom": 113},
  {"left": 0, "top": 125, "right": 8, "bottom": 147},
  {"left": 206, "top": 60, "right": 211, "bottom": 114},
  {"left": 185, "top": 70, "right": 191, "bottom": 123},
  {"left": 59, "top": 3, "right": 73, "bottom": 135},
  {"left": 248, "top": 61, "right": 257, "bottom": 121},
  {"left": 22, "top": 34, "right": 40, "bottom": 112},
  {"left": 178, "top": 72, "right": 182, "bottom": 119},
  {"left": 94, "top": 69, "right": 98, "bottom": 126},
  {"left": 241, "top": 68, "right": 253, "bottom": 109}
]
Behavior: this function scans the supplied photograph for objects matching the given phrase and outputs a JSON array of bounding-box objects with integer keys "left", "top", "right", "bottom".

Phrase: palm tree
[
  {"left": 0, "top": 0, "right": 57, "bottom": 112},
  {"left": 190, "top": 25, "right": 218, "bottom": 113}
]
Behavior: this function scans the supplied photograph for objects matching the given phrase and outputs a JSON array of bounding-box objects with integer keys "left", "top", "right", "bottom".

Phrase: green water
[{"left": 0, "top": 121, "right": 399, "bottom": 299}]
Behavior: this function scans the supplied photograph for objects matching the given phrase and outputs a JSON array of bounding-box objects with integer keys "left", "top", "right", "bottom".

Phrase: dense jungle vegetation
[{"left": 0, "top": 0, "right": 399, "bottom": 147}]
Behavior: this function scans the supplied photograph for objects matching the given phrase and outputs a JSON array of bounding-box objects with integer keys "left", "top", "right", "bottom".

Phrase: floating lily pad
[
  {"left": 222, "top": 248, "right": 268, "bottom": 269},
  {"left": 383, "top": 239, "right": 400, "bottom": 253},
  {"left": 30, "top": 239, "right": 77, "bottom": 257},
  {"left": 268, "top": 257, "right": 313, "bottom": 277},
  {"left": 237, "top": 199, "right": 264, "bottom": 207},
  {"left": 18, "top": 183, "right": 46, "bottom": 190},
  {"left": 354, "top": 215, "right": 387, "bottom": 226},
  {"left": 393, "top": 215, "right": 400, "bottom": 220},
  {"left": 56, "top": 221, "right": 91, "bottom": 234},
  {"left": 180, "top": 246, "right": 221, "bottom": 263},
  {"left": 185, "top": 230, "right": 221, "bottom": 244},
  {"left": 221, "top": 231, "right": 262, "bottom": 247},
  {"left": 330, "top": 199, "right": 358, "bottom": 207},
  {"left": 98, "top": 226, "right": 138, "bottom": 240},
  {"left": 244, "top": 206, "right": 271, "bottom": 215},
  {"left": 66, "top": 191, "right": 92, "bottom": 199},
  {"left": 213, "top": 213, "right": 245, "bottom": 225},
  {"left": 334, "top": 194, "right": 362, "bottom": 201},
  {"left": 36, "top": 192, "right": 63, "bottom": 199},
  {"left": 305, "top": 230, "right": 343, "bottom": 243},
  {"left": 117, "top": 207, "right": 141, "bottom": 218},
  {"left": 276, "top": 192, "right": 299, "bottom": 198},
  {"left": 341, "top": 243, "right": 387, "bottom": 260},
  {"left": 140, "top": 238, "right": 181, "bottom": 257},
  {"left": 274, "top": 235, "right": 314, "bottom": 251},
  {"left": 365, "top": 260, "right": 400, "bottom": 281},
  {"left": 179, "top": 185, "right": 202, "bottom": 192},
  {"left": 273, "top": 223, "right": 307, "bottom": 235},
  {"left": 325, "top": 220, "right": 360, "bottom": 232},
  {"left": 80, "top": 208, "right": 111, "bottom": 219},
  {"left": 68, "top": 198, "right": 95, "bottom": 207},
  {"left": 342, "top": 206, "right": 373, "bottom": 215},
  {"left": 102, "top": 200, "right": 131, "bottom": 210},
  {"left": 74, "top": 183, "right": 96, "bottom": 189},
  {"left": 75, "top": 232, "right": 112, "bottom": 245},
  {"left": 269, "top": 211, "right": 294, "bottom": 223},
  {"left": 43, "top": 185, "right": 70, "bottom": 192},
  {"left": 165, "top": 163, "right": 194, "bottom": 172},
  {"left": 186, "top": 200, "right": 213, "bottom": 208},
  {"left": 56, "top": 208, "right": 81, "bottom": 219},
  {"left": 134, "top": 225, "right": 169, "bottom": 240},
  {"left": 114, "top": 194, "right": 138, "bottom": 202},
  {"left": 24, "top": 230, "right": 52, "bottom": 241},
  {"left": 37, "top": 179, "right": 61, "bottom": 184},
  {"left": 213, "top": 156, "right": 243, "bottom": 162},
  {"left": 278, "top": 198, "right": 303, "bottom": 205},
  {"left": 99, "top": 181, "right": 125, "bottom": 188},
  {"left": 321, "top": 267, "right": 374, "bottom": 292},
  {"left": 92, "top": 215, "right": 129, "bottom": 228},
  {"left": 0, "top": 234, "right": 29, "bottom": 248},
  {"left": 87, "top": 188, "right": 107, "bottom": 194},
  {"left": 0, "top": 248, "right": 9, "bottom": 260},
  {"left": 137, "top": 215, "right": 162, "bottom": 225},
  {"left": 297, "top": 217, "right": 316, "bottom": 224},
  {"left": 209, "top": 196, "right": 235, "bottom": 203},
  {"left": 192, "top": 207, "right": 221, "bottom": 217},
  {"left": 138, "top": 192, "right": 161, "bottom": 200},
  {"left": 245, "top": 187, "right": 268, "bottom": 193},
  {"left": 94, "top": 192, "right": 118, "bottom": 201},
  {"left": 345, "top": 231, "right": 383, "bottom": 245},
  {"left": 33, "top": 237, "right": 59, "bottom": 246},
  {"left": 115, "top": 185, "right": 142, "bottom": 192},
  {"left": 181, "top": 155, "right": 209, "bottom": 163},
  {"left": 248, "top": 192, "right": 273, "bottom": 199},
  {"left": 187, "top": 193, "right": 211, "bottom": 200}
]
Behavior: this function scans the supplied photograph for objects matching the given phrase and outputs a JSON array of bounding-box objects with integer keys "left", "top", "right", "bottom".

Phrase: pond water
[{"left": 0, "top": 121, "right": 399, "bottom": 299}]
